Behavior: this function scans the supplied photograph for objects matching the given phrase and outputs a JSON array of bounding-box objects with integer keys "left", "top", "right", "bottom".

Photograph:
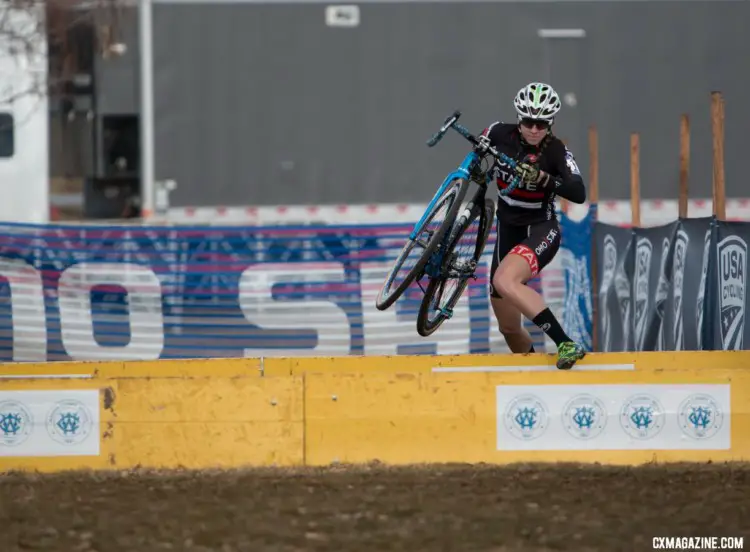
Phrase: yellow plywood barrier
[
  {"left": 0, "top": 357, "right": 263, "bottom": 379},
  {"left": 111, "top": 376, "right": 303, "bottom": 469},
  {"left": 1, "top": 352, "right": 750, "bottom": 472},
  {"left": 0, "top": 372, "right": 303, "bottom": 472},
  {"left": 3, "top": 350, "right": 746, "bottom": 379},
  {"left": 304, "top": 369, "right": 750, "bottom": 466}
]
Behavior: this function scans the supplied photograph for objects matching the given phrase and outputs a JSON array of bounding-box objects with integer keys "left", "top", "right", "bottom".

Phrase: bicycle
[{"left": 374, "top": 110, "right": 524, "bottom": 337}]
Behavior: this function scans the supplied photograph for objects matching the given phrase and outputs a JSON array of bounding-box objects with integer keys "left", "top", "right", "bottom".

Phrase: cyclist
[{"left": 478, "top": 82, "right": 587, "bottom": 370}]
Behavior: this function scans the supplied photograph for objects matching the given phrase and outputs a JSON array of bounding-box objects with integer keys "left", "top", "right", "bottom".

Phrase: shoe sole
[{"left": 557, "top": 351, "right": 586, "bottom": 370}]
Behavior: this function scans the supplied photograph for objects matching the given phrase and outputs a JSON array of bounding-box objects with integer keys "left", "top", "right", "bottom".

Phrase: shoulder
[
  {"left": 544, "top": 135, "right": 567, "bottom": 155},
  {"left": 546, "top": 136, "right": 582, "bottom": 176},
  {"left": 481, "top": 121, "right": 517, "bottom": 141}
]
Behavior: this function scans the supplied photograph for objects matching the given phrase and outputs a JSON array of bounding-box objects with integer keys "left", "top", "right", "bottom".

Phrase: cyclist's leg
[
  {"left": 489, "top": 221, "right": 535, "bottom": 354},
  {"left": 491, "top": 220, "right": 586, "bottom": 369},
  {"left": 490, "top": 296, "right": 534, "bottom": 353}
]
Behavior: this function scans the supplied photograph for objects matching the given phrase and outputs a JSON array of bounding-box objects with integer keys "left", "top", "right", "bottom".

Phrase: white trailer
[{"left": 0, "top": 3, "right": 49, "bottom": 223}]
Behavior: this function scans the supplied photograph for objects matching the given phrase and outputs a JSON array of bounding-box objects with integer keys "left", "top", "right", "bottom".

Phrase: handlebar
[
  {"left": 426, "top": 110, "right": 520, "bottom": 171},
  {"left": 426, "top": 110, "right": 461, "bottom": 147}
]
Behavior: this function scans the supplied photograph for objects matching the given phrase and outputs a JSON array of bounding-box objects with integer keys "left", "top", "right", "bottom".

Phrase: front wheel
[
  {"left": 375, "top": 178, "right": 468, "bottom": 311},
  {"left": 416, "top": 197, "right": 495, "bottom": 337}
]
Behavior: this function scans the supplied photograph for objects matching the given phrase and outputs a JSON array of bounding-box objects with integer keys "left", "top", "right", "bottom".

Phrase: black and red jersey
[{"left": 480, "top": 122, "right": 586, "bottom": 226}]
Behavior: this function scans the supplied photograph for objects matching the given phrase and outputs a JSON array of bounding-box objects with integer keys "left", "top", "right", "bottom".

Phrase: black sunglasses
[{"left": 520, "top": 118, "right": 551, "bottom": 130}]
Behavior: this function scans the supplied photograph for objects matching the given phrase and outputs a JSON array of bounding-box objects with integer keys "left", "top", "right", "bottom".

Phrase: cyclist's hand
[{"left": 514, "top": 162, "right": 541, "bottom": 184}]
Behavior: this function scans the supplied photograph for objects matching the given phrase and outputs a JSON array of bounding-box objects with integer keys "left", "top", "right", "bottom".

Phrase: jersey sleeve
[{"left": 550, "top": 144, "right": 586, "bottom": 204}]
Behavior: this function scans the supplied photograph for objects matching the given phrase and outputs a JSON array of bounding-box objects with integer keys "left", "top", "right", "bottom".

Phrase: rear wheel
[
  {"left": 375, "top": 178, "right": 468, "bottom": 311},
  {"left": 416, "top": 197, "right": 495, "bottom": 337}
]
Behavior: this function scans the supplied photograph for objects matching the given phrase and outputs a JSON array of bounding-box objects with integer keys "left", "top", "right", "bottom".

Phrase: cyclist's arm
[{"left": 548, "top": 146, "right": 586, "bottom": 204}]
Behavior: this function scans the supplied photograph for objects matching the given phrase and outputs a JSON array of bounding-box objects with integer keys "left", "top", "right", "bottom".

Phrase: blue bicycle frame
[
  {"left": 407, "top": 111, "right": 525, "bottom": 281},
  {"left": 408, "top": 150, "right": 480, "bottom": 241},
  {"left": 409, "top": 112, "right": 522, "bottom": 248}
]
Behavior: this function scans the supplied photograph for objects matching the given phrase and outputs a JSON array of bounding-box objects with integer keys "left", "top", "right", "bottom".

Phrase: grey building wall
[{"left": 98, "top": 1, "right": 750, "bottom": 207}]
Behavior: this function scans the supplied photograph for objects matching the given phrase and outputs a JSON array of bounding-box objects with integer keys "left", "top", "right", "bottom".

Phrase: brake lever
[{"left": 475, "top": 134, "right": 492, "bottom": 154}]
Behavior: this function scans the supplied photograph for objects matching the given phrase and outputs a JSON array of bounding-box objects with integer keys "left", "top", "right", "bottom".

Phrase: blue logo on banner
[
  {"left": 504, "top": 394, "right": 549, "bottom": 440},
  {"left": 562, "top": 394, "right": 607, "bottom": 440},
  {"left": 678, "top": 393, "right": 724, "bottom": 440},
  {"left": 0, "top": 400, "right": 33, "bottom": 446},
  {"left": 620, "top": 394, "right": 665, "bottom": 440}
]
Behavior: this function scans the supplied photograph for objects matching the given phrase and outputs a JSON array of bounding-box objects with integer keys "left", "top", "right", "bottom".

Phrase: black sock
[
  {"left": 532, "top": 308, "right": 572, "bottom": 346},
  {"left": 528, "top": 344, "right": 535, "bottom": 353}
]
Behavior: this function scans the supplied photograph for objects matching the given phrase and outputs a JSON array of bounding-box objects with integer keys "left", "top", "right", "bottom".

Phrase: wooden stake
[
  {"left": 630, "top": 133, "right": 641, "bottom": 227},
  {"left": 589, "top": 126, "right": 599, "bottom": 204},
  {"left": 679, "top": 114, "right": 690, "bottom": 218},
  {"left": 711, "top": 91, "right": 726, "bottom": 220}
]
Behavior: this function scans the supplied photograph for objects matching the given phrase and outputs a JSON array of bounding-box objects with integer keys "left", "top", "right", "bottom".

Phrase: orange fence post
[
  {"left": 679, "top": 114, "right": 690, "bottom": 218},
  {"left": 630, "top": 133, "right": 641, "bottom": 227},
  {"left": 711, "top": 91, "right": 726, "bottom": 221}
]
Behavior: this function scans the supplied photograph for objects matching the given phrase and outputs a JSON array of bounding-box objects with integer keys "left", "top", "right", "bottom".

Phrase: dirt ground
[{"left": 1, "top": 462, "right": 748, "bottom": 552}]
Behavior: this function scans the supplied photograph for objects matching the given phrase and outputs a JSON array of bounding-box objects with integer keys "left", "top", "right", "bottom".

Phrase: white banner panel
[
  {"left": 496, "top": 384, "right": 731, "bottom": 451},
  {"left": 0, "top": 390, "right": 100, "bottom": 457}
]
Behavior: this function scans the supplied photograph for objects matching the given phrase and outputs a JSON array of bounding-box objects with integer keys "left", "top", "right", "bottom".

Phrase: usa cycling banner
[
  {"left": 594, "top": 222, "right": 636, "bottom": 352},
  {"left": 669, "top": 217, "right": 715, "bottom": 351},
  {"left": 0, "top": 220, "right": 568, "bottom": 362},
  {"left": 593, "top": 216, "right": 750, "bottom": 352},
  {"left": 632, "top": 222, "right": 680, "bottom": 352},
  {"left": 706, "top": 220, "right": 750, "bottom": 352},
  {"left": 557, "top": 210, "right": 594, "bottom": 352}
]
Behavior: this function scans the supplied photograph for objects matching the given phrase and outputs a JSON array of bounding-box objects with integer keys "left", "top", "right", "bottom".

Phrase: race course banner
[
  {"left": 9, "top": 210, "right": 746, "bottom": 361},
  {"left": 594, "top": 217, "right": 750, "bottom": 352},
  {"left": 0, "top": 216, "right": 583, "bottom": 362}
]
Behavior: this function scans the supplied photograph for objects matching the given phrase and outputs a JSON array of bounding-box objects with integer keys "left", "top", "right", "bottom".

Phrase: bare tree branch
[{"left": 0, "top": 0, "right": 128, "bottom": 105}]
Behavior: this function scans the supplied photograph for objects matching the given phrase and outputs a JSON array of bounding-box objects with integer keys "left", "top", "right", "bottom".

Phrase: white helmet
[{"left": 513, "top": 82, "right": 562, "bottom": 123}]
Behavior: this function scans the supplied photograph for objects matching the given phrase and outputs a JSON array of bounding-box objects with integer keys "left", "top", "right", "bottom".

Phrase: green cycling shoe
[{"left": 556, "top": 341, "right": 586, "bottom": 370}]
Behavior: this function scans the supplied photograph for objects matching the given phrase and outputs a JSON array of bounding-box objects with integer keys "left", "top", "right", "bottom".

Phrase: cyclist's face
[{"left": 519, "top": 119, "right": 549, "bottom": 145}]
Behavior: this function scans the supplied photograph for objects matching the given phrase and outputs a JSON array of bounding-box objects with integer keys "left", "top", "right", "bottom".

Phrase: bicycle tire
[
  {"left": 375, "top": 178, "right": 469, "bottom": 311},
  {"left": 416, "top": 197, "right": 495, "bottom": 337}
]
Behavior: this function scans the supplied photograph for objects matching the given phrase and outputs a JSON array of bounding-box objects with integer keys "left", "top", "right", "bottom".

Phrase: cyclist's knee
[{"left": 493, "top": 268, "right": 523, "bottom": 299}]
